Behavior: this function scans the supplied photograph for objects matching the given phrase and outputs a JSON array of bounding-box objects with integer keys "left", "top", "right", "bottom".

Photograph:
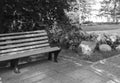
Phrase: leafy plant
[
  {"left": 0, "top": 0, "right": 70, "bottom": 33},
  {"left": 47, "top": 22, "right": 86, "bottom": 49},
  {"left": 90, "top": 32, "right": 120, "bottom": 50}
]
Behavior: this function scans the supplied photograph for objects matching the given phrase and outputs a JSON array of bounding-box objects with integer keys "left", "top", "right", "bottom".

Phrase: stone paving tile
[
  {"left": 66, "top": 68, "right": 107, "bottom": 83},
  {"left": 0, "top": 62, "right": 52, "bottom": 82},
  {"left": 23, "top": 70, "right": 58, "bottom": 82},
  {"left": 36, "top": 76, "right": 80, "bottom": 83},
  {"left": 50, "top": 73, "right": 80, "bottom": 83},
  {"left": 54, "top": 62, "right": 82, "bottom": 74},
  {"left": 90, "top": 60, "right": 120, "bottom": 83},
  {"left": 106, "top": 54, "right": 120, "bottom": 66},
  {"left": 81, "top": 76, "right": 105, "bottom": 83},
  {"left": 92, "top": 60, "right": 120, "bottom": 78},
  {"left": 67, "top": 69, "right": 93, "bottom": 80},
  {"left": 22, "top": 74, "right": 47, "bottom": 83},
  {"left": 61, "top": 56, "right": 92, "bottom": 65},
  {"left": 0, "top": 57, "right": 70, "bottom": 81},
  {"left": 0, "top": 56, "right": 83, "bottom": 83},
  {"left": 35, "top": 77, "right": 59, "bottom": 83}
]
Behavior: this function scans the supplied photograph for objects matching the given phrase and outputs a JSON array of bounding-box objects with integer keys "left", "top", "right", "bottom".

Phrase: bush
[
  {"left": 47, "top": 22, "right": 86, "bottom": 49},
  {"left": 83, "top": 21, "right": 93, "bottom": 24},
  {"left": 89, "top": 32, "right": 120, "bottom": 50},
  {"left": 0, "top": 0, "right": 70, "bottom": 33}
]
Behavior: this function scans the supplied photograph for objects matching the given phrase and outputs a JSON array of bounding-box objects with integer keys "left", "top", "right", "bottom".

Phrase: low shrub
[
  {"left": 90, "top": 32, "right": 120, "bottom": 50},
  {"left": 48, "top": 22, "right": 120, "bottom": 54},
  {"left": 47, "top": 22, "right": 86, "bottom": 49}
]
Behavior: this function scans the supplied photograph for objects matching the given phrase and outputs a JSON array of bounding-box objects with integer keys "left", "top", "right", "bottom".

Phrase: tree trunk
[
  {"left": 113, "top": 0, "right": 118, "bottom": 23},
  {"left": 0, "top": 0, "right": 5, "bottom": 33}
]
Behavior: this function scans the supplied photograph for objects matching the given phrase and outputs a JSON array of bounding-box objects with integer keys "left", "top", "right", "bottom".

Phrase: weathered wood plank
[
  {"left": 0, "top": 32, "right": 47, "bottom": 40},
  {"left": 0, "top": 43, "right": 50, "bottom": 54},
  {"left": 0, "top": 30, "right": 46, "bottom": 37},
  {"left": 0, "top": 40, "right": 49, "bottom": 50},
  {"left": 0, "top": 47, "right": 60, "bottom": 61},
  {"left": 0, "top": 36, "right": 48, "bottom": 45}
]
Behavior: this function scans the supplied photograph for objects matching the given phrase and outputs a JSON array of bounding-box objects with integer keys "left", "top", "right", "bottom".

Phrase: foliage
[
  {"left": 48, "top": 22, "right": 86, "bottom": 49},
  {"left": 65, "top": 0, "right": 92, "bottom": 24},
  {"left": 99, "top": 0, "right": 120, "bottom": 22},
  {"left": 0, "top": 0, "right": 87, "bottom": 50},
  {"left": 0, "top": 0, "right": 70, "bottom": 33},
  {"left": 82, "top": 21, "right": 93, "bottom": 24},
  {"left": 89, "top": 32, "right": 120, "bottom": 50}
]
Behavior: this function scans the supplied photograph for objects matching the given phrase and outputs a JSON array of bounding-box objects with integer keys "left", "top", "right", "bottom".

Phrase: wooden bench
[{"left": 0, "top": 30, "right": 61, "bottom": 73}]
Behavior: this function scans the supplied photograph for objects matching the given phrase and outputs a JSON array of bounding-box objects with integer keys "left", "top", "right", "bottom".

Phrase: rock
[
  {"left": 99, "top": 44, "right": 112, "bottom": 52},
  {"left": 109, "top": 35, "right": 117, "bottom": 43},
  {"left": 116, "top": 45, "right": 120, "bottom": 51},
  {"left": 79, "top": 41, "right": 97, "bottom": 56}
]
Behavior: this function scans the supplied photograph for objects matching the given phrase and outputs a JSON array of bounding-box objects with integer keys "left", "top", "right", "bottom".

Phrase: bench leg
[
  {"left": 48, "top": 52, "right": 52, "bottom": 60},
  {"left": 54, "top": 50, "right": 61, "bottom": 62},
  {"left": 10, "top": 59, "right": 20, "bottom": 73}
]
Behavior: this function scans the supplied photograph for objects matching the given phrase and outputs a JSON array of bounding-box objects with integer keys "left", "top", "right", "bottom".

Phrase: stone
[
  {"left": 115, "top": 45, "right": 120, "bottom": 51},
  {"left": 99, "top": 44, "right": 112, "bottom": 52},
  {"left": 109, "top": 35, "right": 117, "bottom": 43},
  {"left": 79, "top": 41, "right": 97, "bottom": 56}
]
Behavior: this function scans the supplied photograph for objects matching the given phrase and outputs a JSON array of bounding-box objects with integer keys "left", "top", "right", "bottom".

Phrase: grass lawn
[{"left": 82, "top": 24, "right": 120, "bottom": 31}]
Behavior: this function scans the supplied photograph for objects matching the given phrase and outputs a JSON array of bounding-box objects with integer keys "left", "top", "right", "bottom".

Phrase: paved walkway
[
  {"left": 90, "top": 54, "right": 120, "bottom": 83},
  {"left": 0, "top": 50, "right": 120, "bottom": 83}
]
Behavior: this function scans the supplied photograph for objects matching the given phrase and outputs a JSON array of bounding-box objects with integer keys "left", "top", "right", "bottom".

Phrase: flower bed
[
  {"left": 89, "top": 32, "right": 120, "bottom": 50},
  {"left": 80, "top": 50, "right": 120, "bottom": 62},
  {"left": 78, "top": 32, "right": 120, "bottom": 62},
  {"left": 48, "top": 23, "right": 120, "bottom": 62}
]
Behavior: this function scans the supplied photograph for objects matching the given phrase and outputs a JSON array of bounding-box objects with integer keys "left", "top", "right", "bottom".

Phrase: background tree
[
  {"left": 99, "top": 0, "right": 120, "bottom": 23},
  {"left": 65, "top": 0, "right": 92, "bottom": 24},
  {"left": 77, "top": 0, "right": 92, "bottom": 23},
  {"left": 113, "top": 0, "right": 120, "bottom": 22}
]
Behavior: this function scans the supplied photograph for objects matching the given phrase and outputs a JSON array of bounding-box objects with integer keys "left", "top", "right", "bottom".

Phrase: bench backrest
[{"left": 0, "top": 30, "right": 50, "bottom": 57}]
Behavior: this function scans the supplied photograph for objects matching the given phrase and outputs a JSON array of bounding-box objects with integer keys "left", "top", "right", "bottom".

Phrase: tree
[
  {"left": 65, "top": 0, "right": 92, "bottom": 24},
  {"left": 77, "top": 0, "right": 92, "bottom": 23},
  {"left": 0, "top": 0, "right": 6, "bottom": 33},
  {"left": 113, "top": 0, "right": 120, "bottom": 22},
  {"left": 0, "top": 0, "right": 70, "bottom": 33},
  {"left": 99, "top": 0, "right": 120, "bottom": 23}
]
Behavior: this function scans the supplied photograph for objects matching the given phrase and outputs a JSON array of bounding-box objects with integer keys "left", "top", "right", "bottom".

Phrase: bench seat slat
[
  {"left": 0, "top": 36, "right": 48, "bottom": 45},
  {"left": 0, "top": 30, "right": 46, "bottom": 37},
  {"left": 0, "top": 30, "right": 61, "bottom": 63},
  {"left": 0, "top": 43, "right": 50, "bottom": 54},
  {"left": 0, "top": 47, "right": 60, "bottom": 61},
  {"left": 0, "top": 32, "right": 47, "bottom": 40},
  {"left": 0, "top": 40, "right": 49, "bottom": 50}
]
